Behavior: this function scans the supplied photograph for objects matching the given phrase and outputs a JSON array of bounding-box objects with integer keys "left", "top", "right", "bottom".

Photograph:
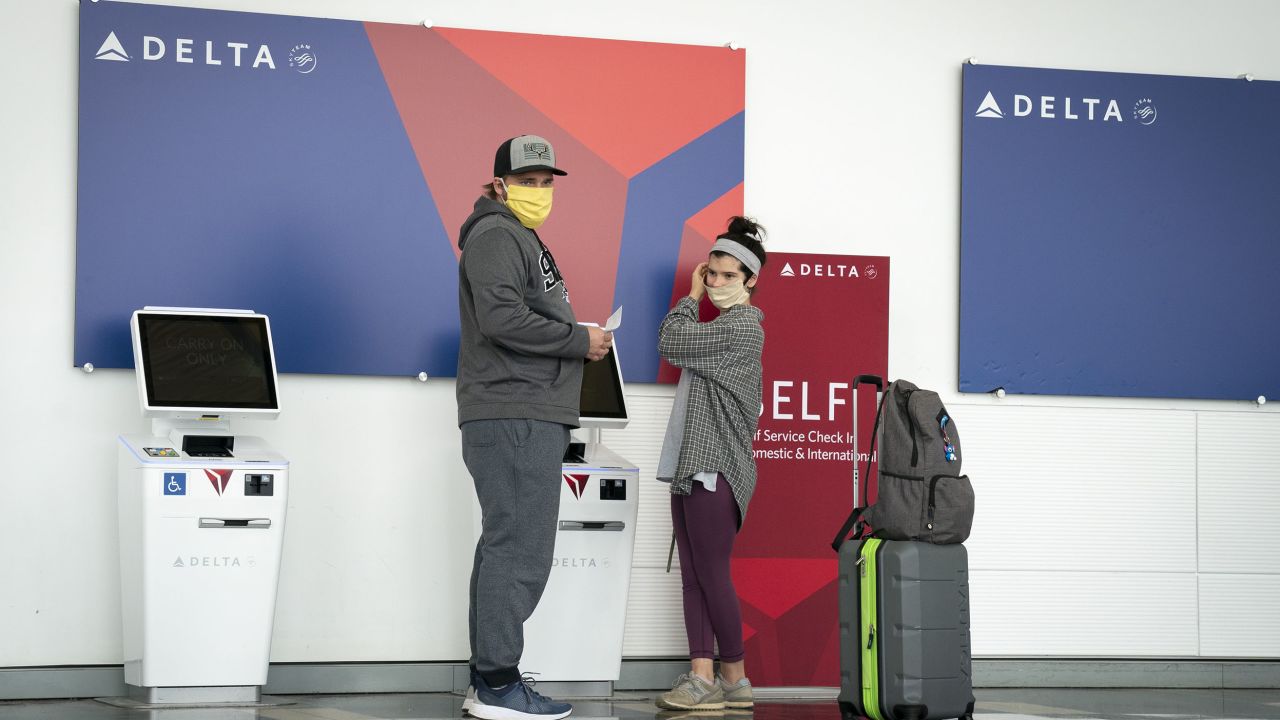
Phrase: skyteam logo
[
  {"left": 288, "top": 44, "right": 317, "bottom": 74},
  {"left": 95, "top": 31, "right": 130, "bottom": 62},
  {"left": 1132, "top": 98, "right": 1158, "bottom": 125}
]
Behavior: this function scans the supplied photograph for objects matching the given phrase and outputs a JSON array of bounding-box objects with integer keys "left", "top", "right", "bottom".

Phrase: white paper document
[{"left": 603, "top": 306, "right": 623, "bottom": 332}]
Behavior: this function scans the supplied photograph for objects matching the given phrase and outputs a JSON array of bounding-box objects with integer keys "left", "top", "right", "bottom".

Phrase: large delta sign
[
  {"left": 961, "top": 62, "right": 1280, "bottom": 401},
  {"left": 76, "top": 0, "right": 745, "bottom": 380}
]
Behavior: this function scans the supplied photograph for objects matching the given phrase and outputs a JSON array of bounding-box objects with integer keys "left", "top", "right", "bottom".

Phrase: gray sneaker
[
  {"left": 717, "top": 675, "right": 753, "bottom": 708},
  {"left": 656, "top": 673, "right": 725, "bottom": 711}
]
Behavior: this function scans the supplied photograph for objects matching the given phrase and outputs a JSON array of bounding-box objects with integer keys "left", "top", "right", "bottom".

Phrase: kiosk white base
[
  {"left": 519, "top": 443, "right": 639, "bottom": 697},
  {"left": 117, "top": 433, "right": 288, "bottom": 704},
  {"left": 125, "top": 685, "right": 259, "bottom": 706}
]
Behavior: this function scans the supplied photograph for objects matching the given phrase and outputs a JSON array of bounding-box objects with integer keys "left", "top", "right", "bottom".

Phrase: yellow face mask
[{"left": 502, "top": 182, "right": 553, "bottom": 229}]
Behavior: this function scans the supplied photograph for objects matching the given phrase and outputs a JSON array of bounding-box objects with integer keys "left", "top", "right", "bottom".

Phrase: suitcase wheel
[
  {"left": 838, "top": 701, "right": 860, "bottom": 720},
  {"left": 892, "top": 704, "right": 927, "bottom": 720}
]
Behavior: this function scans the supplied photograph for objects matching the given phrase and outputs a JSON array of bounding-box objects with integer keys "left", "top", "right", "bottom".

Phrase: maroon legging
[{"left": 670, "top": 478, "right": 744, "bottom": 662}]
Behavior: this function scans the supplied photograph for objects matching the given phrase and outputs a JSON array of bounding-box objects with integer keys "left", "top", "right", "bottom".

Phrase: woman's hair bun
[
  {"left": 716, "top": 216, "right": 767, "bottom": 281},
  {"left": 726, "top": 216, "right": 764, "bottom": 243}
]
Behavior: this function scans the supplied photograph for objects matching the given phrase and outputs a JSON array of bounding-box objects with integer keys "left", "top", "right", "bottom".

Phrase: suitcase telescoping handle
[
  {"left": 853, "top": 375, "right": 884, "bottom": 391},
  {"left": 831, "top": 375, "right": 885, "bottom": 552},
  {"left": 851, "top": 375, "right": 884, "bottom": 505}
]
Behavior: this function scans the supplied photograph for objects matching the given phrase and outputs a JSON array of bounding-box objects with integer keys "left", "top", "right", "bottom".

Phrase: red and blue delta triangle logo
[
  {"left": 563, "top": 474, "right": 590, "bottom": 500},
  {"left": 205, "top": 469, "right": 232, "bottom": 496}
]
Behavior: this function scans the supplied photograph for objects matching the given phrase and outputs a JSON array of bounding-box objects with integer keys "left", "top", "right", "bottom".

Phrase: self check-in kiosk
[
  {"left": 519, "top": 342, "right": 640, "bottom": 696},
  {"left": 115, "top": 308, "right": 288, "bottom": 706}
]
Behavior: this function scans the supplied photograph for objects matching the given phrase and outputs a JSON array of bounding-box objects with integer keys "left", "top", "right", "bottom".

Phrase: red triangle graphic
[
  {"left": 364, "top": 23, "right": 629, "bottom": 327},
  {"left": 657, "top": 184, "right": 744, "bottom": 384},
  {"left": 204, "top": 469, "right": 232, "bottom": 496},
  {"left": 563, "top": 474, "right": 590, "bottom": 499},
  {"left": 435, "top": 28, "right": 744, "bottom": 178},
  {"left": 686, "top": 182, "right": 745, "bottom": 243},
  {"left": 731, "top": 557, "right": 836, "bottom": 620}
]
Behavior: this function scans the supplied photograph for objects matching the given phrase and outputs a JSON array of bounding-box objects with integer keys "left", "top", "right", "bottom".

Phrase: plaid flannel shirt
[{"left": 658, "top": 296, "right": 765, "bottom": 522}]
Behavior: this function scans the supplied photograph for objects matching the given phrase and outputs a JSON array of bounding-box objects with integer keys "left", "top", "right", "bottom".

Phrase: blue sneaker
[{"left": 470, "top": 674, "right": 572, "bottom": 720}]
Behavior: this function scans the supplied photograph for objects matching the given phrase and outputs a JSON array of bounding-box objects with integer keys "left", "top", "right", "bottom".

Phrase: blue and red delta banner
[
  {"left": 961, "top": 63, "right": 1280, "bottom": 401},
  {"left": 736, "top": 252, "right": 889, "bottom": 686},
  {"left": 76, "top": 1, "right": 744, "bottom": 380}
]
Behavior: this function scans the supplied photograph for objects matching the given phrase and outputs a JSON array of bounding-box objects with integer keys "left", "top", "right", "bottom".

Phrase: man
[{"left": 456, "top": 134, "right": 611, "bottom": 720}]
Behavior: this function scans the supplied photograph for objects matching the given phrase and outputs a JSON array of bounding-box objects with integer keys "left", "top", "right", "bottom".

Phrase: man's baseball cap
[{"left": 494, "top": 134, "right": 568, "bottom": 177}]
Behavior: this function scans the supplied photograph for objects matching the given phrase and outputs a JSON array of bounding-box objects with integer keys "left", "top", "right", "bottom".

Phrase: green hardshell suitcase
[
  {"left": 838, "top": 537, "right": 974, "bottom": 720},
  {"left": 835, "top": 377, "right": 974, "bottom": 720}
]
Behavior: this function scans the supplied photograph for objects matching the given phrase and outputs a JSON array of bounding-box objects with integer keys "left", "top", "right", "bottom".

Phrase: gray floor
[{"left": 2, "top": 689, "right": 1280, "bottom": 720}]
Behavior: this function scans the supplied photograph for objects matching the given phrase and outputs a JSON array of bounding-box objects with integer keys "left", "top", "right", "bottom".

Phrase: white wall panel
[
  {"left": 1197, "top": 413, "right": 1280, "bottom": 573},
  {"left": 971, "top": 571, "right": 1198, "bottom": 656},
  {"left": 620, "top": 567, "right": 688, "bottom": 657},
  {"left": 603, "top": 389, "right": 694, "bottom": 657},
  {"left": 252, "top": 379, "right": 474, "bottom": 662},
  {"left": 601, "top": 389, "right": 676, "bottom": 569},
  {"left": 1199, "top": 575, "right": 1280, "bottom": 657},
  {"left": 958, "top": 405, "right": 1196, "bottom": 572}
]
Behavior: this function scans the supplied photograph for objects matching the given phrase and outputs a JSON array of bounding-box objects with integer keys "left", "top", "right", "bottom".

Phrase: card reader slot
[
  {"left": 558, "top": 521, "right": 625, "bottom": 532},
  {"left": 198, "top": 518, "right": 272, "bottom": 529}
]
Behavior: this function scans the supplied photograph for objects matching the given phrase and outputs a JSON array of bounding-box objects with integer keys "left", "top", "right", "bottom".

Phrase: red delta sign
[{"left": 732, "top": 252, "right": 889, "bottom": 686}]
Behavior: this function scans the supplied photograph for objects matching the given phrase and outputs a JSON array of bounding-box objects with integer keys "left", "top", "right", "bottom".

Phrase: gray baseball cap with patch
[{"left": 494, "top": 134, "right": 567, "bottom": 177}]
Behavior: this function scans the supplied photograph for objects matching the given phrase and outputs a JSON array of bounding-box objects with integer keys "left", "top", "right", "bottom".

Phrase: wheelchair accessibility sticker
[{"left": 164, "top": 472, "right": 187, "bottom": 496}]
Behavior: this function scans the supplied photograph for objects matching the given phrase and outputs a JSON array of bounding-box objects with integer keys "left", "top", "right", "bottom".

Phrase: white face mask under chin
[{"left": 707, "top": 281, "right": 750, "bottom": 309}]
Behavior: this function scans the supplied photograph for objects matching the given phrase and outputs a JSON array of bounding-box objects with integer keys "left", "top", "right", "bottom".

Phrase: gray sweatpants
[{"left": 461, "top": 418, "right": 569, "bottom": 687}]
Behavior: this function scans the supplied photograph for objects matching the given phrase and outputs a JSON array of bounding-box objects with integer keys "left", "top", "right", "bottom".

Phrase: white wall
[{"left": 2, "top": 0, "right": 1279, "bottom": 668}]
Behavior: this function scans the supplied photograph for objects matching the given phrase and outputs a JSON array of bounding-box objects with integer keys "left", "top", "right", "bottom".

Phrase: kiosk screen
[
  {"left": 580, "top": 346, "right": 627, "bottom": 425},
  {"left": 137, "top": 314, "right": 278, "bottom": 410}
]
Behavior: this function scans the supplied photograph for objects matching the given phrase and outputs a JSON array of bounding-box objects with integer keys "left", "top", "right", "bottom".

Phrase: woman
[{"left": 655, "top": 216, "right": 767, "bottom": 712}]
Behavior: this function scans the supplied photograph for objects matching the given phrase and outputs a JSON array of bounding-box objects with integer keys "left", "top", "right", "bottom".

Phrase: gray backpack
[{"left": 832, "top": 377, "right": 975, "bottom": 549}]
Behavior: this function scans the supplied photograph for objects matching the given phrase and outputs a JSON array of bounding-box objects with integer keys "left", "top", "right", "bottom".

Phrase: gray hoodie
[{"left": 456, "top": 196, "right": 589, "bottom": 427}]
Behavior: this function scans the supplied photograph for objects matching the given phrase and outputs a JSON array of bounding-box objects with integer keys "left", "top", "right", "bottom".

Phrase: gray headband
[{"left": 711, "top": 237, "right": 761, "bottom": 275}]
